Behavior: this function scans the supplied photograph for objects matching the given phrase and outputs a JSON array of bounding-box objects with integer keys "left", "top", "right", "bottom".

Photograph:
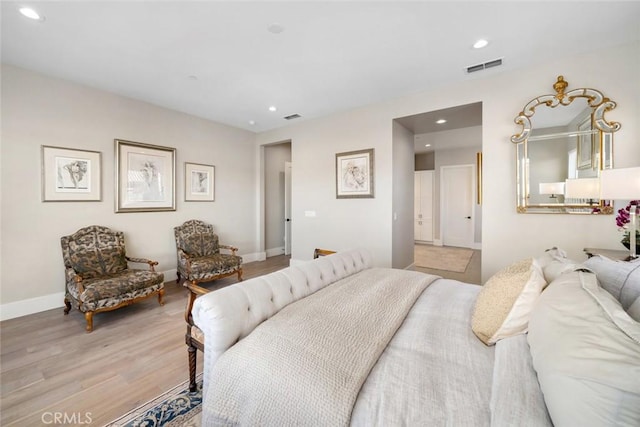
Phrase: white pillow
[
  {"left": 471, "top": 258, "right": 546, "bottom": 345},
  {"left": 528, "top": 271, "right": 640, "bottom": 427},
  {"left": 584, "top": 255, "right": 640, "bottom": 310},
  {"left": 535, "top": 247, "right": 580, "bottom": 283},
  {"left": 628, "top": 296, "right": 640, "bottom": 322}
]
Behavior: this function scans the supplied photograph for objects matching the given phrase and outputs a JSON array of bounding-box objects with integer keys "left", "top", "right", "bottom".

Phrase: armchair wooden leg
[
  {"left": 176, "top": 271, "right": 182, "bottom": 285},
  {"left": 237, "top": 268, "right": 243, "bottom": 282},
  {"left": 85, "top": 312, "right": 94, "bottom": 333},
  {"left": 63, "top": 298, "right": 71, "bottom": 315},
  {"left": 188, "top": 345, "right": 198, "bottom": 392},
  {"left": 158, "top": 289, "right": 165, "bottom": 306}
]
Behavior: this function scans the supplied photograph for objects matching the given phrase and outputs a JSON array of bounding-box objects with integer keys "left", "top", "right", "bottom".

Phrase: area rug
[
  {"left": 105, "top": 374, "right": 202, "bottom": 427},
  {"left": 414, "top": 245, "right": 474, "bottom": 273}
]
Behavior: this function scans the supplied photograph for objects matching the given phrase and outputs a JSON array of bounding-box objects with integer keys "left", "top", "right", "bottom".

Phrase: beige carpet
[{"left": 414, "top": 245, "right": 474, "bottom": 273}]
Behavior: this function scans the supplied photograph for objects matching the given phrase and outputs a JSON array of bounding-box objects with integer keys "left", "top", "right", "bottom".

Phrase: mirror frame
[{"left": 511, "top": 75, "right": 621, "bottom": 214}]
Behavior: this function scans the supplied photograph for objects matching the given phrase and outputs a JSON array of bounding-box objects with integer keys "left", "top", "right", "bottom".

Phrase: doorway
[
  {"left": 392, "top": 102, "right": 482, "bottom": 270},
  {"left": 263, "top": 141, "right": 292, "bottom": 258}
]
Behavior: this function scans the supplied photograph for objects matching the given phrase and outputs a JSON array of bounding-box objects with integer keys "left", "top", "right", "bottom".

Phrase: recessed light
[
  {"left": 267, "top": 23, "right": 284, "bottom": 34},
  {"left": 436, "top": 119, "right": 447, "bottom": 124},
  {"left": 268, "top": 106, "right": 277, "bottom": 112},
  {"left": 19, "top": 7, "right": 44, "bottom": 21},
  {"left": 473, "top": 39, "right": 489, "bottom": 49},
  {"left": 425, "top": 144, "right": 432, "bottom": 148},
  {"left": 249, "top": 120, "right": 256, "bottom": 126}
]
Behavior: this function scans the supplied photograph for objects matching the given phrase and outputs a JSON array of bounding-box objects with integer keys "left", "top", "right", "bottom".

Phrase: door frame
[{"left": 284, "top": 161, "right": 292, "bottom": 255}]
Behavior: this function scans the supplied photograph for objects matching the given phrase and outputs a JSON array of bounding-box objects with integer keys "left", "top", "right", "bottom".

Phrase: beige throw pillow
[{"left": 472, "top": 258, "right": 546, "bottom": 345}]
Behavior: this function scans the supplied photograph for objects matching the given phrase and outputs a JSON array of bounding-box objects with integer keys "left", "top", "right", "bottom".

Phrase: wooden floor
[{"left": 0, "top": 255, "right": 290, "bottom": 426}]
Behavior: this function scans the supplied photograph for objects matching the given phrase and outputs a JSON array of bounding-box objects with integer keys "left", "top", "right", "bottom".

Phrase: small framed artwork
[
  {"left": 336, "top": 148, "right": 374, "bottom": 199},
  {"left": 41, "top": 145, "right": 102, "bottom": 202},
  {"left": 576, "top": 116, "right": 594, "bottom": 170},
  {"left": 185, "top": 162, "right": 215, "bottom": 201},
  {"left": 115, "top": 139, "right": 176, "bottom": 213}
]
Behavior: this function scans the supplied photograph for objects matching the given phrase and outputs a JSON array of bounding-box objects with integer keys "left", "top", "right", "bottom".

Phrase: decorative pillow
[
  {"left": 583, "top": 255, "right": 640, "bottom": 310},
  {"left": 527, "top": 271, "right": 640, "bottom": 427},
  {"left": 180, "top": 232, "right": 219, "bottom": 257},
  {"left": 99, "top": 245, "right": 128, "bottom": 275},
  {"left": 471, "top": 258, "right": 546, "bottom": 345}
]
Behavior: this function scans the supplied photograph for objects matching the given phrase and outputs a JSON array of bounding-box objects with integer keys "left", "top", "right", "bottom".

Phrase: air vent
[
  {"left": 465, "top": 58, "right": 503, "bottom": 74},
  {"left": 283, "top": 113, "right": 301, "bottom": 120}
]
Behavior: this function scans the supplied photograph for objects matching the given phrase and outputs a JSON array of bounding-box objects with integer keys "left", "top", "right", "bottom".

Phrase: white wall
[
  {"left": 257, "top": 41, "right": 640, "bottom": 281},
  {"left": 259, "top": 111, "right": 394, "bottom": 266},
  {"left": 392, "top": 121, "right": 415, "bottom": 269},
  {"left": 0, "top": 65, "right": 258, "bottom": 318}
]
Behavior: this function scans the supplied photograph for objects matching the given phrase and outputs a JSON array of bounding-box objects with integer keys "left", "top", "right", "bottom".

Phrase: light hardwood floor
[{"left": 0, "top": 255, "right": 290, "bottom": 426}]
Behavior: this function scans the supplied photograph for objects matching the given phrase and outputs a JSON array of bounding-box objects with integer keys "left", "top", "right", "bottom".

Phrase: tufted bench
[{"left": 187, "top": 248, "right": 372, "bottom": 391}]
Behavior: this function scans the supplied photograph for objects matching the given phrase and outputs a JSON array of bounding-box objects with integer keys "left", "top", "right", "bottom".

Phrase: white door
[
  {"left": 441, "top": 165, "right": 474, "bottom": 248},
  {"left": 284, "top": 162, "right": 292, "bottom": 255}
]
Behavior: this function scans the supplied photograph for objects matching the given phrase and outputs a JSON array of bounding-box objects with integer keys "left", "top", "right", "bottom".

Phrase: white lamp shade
[
  {"left": 564, "top": 178, "right": 600, "bottom": 199},
  {"left": 539, "top": 182, "right": 565, "bottom": 195},
  {"left": 600, "top": 167, "right": 640, "bottom": 200}
]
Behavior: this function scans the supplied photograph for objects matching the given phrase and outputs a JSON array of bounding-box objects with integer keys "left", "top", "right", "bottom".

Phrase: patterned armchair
[
  {"left": 61, "top": 225, "right": 165, "bottom": 332},
  {"left": 174, "top": 220, "right": 243, "bottom": 287}
]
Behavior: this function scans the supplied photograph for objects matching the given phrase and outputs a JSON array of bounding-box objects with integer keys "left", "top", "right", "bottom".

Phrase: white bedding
[
  {"left": 193, "top": 250, "right": 551, "bottom": 426},
  {"left": 352, "top": 279, "right": 495, "bottom": 426}
]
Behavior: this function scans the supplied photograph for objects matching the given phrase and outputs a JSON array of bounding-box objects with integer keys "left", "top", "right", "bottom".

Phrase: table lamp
[
  {"left": 539, "top": 182, "right": 565, "bottom": 200},
  {"left": 565, "top": 178, "right": 600, "bottom": 205},
  {"left": 600, "top": 166, "right": 640, "bottom": 259}
]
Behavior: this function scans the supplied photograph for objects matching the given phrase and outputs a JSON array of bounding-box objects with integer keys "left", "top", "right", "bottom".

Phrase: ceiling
[{"left": 2, "top": 2, "right": 639, "bottom": 133}]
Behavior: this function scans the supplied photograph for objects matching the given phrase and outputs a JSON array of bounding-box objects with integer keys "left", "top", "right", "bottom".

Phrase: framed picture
[
  {"left": 576, "top": 116, "right": 594, "bottom": 170},
  {"left": 336, "top": 148, "right": 374, "bottom": 199},
  {"left": 185, "top": 162, "right": 215, "bottom": 201},
  {"left": 41, "top": 145, "right": 102, "bottom": 202},
  {"left": 115, "top": 139, "right": 176, "bottom": 213}
]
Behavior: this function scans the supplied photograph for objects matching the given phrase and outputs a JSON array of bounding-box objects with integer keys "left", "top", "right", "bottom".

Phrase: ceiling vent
[
  {"left": 284, "top": 113, "right": 301, "bottom": 120},
  {"left": 465, "top": 58, "right": 503, "bottom": 74}
]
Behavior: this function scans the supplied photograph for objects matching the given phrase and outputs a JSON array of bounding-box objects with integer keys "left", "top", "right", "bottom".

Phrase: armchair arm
[
  {"left": 64, "top": 267, "right": 85, "bottom": 293},
  {"left": 219, "top": 244, "right": 238, "bottom": 255},
  {"left": 126, "top": 256, "right": 159, "bottom": 272},
  {"left": 184, "top": 282, "right": 210, "bottom": 324}
]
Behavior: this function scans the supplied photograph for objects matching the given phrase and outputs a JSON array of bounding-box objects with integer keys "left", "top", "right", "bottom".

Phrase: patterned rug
[
  {"left": 414, "top": 244, "right": 474, "bottom": 273},
  {"left": 105, "top": 374, "right": 202, "bottom": 426}
]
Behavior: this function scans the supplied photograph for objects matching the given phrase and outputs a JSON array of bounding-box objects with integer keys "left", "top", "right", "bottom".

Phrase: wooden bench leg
[
  {"left": 188, "top": 345, "right": 197, "bottom": 392},
  {"left": 158, "top": 288, "right": 165, "bottom": 306}
]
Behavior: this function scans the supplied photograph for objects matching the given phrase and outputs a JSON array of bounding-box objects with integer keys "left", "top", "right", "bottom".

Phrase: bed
[{"left": 192, "top": 248, "right": 640, "bottom": 426}]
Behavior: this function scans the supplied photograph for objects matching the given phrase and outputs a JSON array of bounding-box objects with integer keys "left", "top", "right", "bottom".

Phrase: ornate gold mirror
[{"left": 511, "top": 76, "right": 620, "bottom": 214}]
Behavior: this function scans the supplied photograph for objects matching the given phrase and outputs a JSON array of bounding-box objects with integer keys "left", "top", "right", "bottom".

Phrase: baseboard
[
  {"left": 433, "top": 239, "right": 443, "bottom": 246},
  {"left": 0, "top": 251, "right": 323, "bottom": 321},
  {"left": 2, "top": 267, "right": 177, "bottom": 321},
  {"left": 242, "top": 252, "right": 266, "bottom": 263},
  {"left": 289, "top": 258, "right": 308, "bottom": 266},
  {"left": 1, "top": 291, "right": 65, "bottom": 321},
  {"left": 265, "top": 246, "right": 285, "bottom": 258}
]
